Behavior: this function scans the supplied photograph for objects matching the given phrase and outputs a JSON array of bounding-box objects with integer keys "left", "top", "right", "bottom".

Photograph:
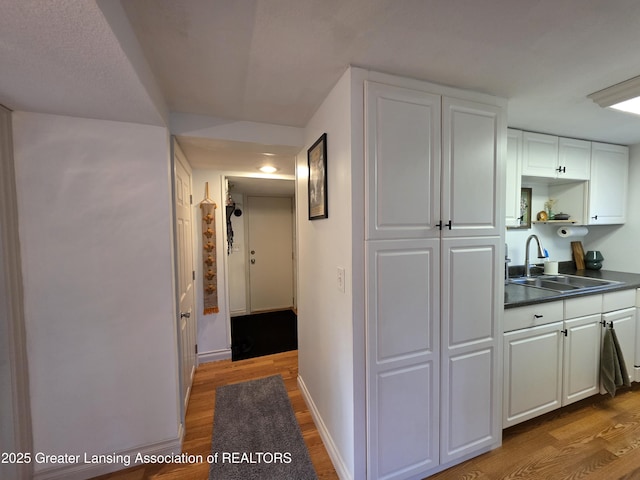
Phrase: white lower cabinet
[
  {"left": 504, "top": 290, "right": 638, "bottom": 429},
  {"left": 562, "top": 314, "right": 602, "bottom": 405},
  {"left": 503, "top": 314, "right": 602, "bottom": 428},
  {"left": 602, "top": 289, "right": 636, "bottom": 386},
  {"left": 503, "top": 322, "right": 563, "bottom": 427}
]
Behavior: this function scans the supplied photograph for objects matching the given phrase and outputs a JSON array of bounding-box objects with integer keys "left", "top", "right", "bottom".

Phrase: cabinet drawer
[
  {"left": 504, "top": 301, "right": 563, "bottom": 332},
  {"left": 564, "top": 294, "right": 602, "bottom": 319},
  {"left": 603, "top": 289, "right": 636, "bottom": 312}
]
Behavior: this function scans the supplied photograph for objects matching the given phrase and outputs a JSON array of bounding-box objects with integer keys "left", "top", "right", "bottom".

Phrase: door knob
[
  {"left": 180, "top": 312, "right": 191, "bottom": 319},
  {"left": 251, "top": 250, "right": 256, "bottom": 255}
]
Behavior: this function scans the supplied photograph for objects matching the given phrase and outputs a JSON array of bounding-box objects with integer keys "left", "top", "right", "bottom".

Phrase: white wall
[
  {"left": 191, "top": 170, "right": 231, "bottom": 361},
  {"left": 1, "top": 105, "right": 32, "bottom": 480},
  {"left": 296, "top": 68, "right": 357, "bottom": 479},
  {"left": 12, "top": 112, "right": 181, "bottom": 478}
]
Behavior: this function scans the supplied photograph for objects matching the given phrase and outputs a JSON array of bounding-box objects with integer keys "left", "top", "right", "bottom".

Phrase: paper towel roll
[{"left": 557, "top": 226, "right": 589, "bottom": 238}]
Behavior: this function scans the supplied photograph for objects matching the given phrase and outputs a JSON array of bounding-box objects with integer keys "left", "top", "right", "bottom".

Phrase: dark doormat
[
  {"left": 209, "top": 375, "right": 317, "bottom": 479},
  {"left": 231, "top": 309, "right": 297, "bottom": 361}
]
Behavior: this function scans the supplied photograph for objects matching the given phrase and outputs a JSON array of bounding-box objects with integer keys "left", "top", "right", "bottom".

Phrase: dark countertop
[{"left": 504, "top": 269, "right": 640, "bottom": 308}]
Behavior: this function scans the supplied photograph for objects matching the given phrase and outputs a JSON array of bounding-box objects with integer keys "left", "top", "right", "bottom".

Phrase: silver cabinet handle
[{"left": 180, "top": 312, "right": 191, "bottom": 319}]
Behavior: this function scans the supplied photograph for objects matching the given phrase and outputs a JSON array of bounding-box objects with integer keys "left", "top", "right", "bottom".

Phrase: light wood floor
[
  {"left": 429, "top": 382, "right": 640, "bottom": 480},
  {"left": 92, "top": 352, "right": 640, "bottom": 480},
  {"left": 93, "top": 350, "right": 338, "bottom": 480}
]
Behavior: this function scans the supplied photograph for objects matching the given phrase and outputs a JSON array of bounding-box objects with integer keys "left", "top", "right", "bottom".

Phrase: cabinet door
[
  {"left": 588, "top": 142, "right": 629, "bottom": 225},
  {"left": 563, "top": 314, "right": 601, "bottom": 405},
  {"left": 365, "top": 81, "right": 441, "bottom": 240},
  {"left": 505, "top": 129, "right": 523, "bottom": 228},
  {"left": 503, "top": 322, "right": 563, "bottom": 427},
  {"left": 521, "top": 132, "right": 558, "bottom": 178},
  {"left": 366, "top": 239, "right": 440, "bottom": 480},
  {"left": 602, "top": 307, "right": 636, "bottom": 385},
  {"left": 440, "top": 237, "right": 501, "bottom": 463},
  {"left": 558, "top": 137, "right": 591, "bottom": 180},
  {"left": 442, "top": 97, "right": 505, "bottom": 237}
]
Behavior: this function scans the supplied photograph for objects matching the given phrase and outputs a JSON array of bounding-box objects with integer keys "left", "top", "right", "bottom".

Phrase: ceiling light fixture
[
  {"left": 259, "top": 165, "right": 278, "bottom": 173},
  {"left": 588, "top": 75, "right": 640, "bottom": 115}
]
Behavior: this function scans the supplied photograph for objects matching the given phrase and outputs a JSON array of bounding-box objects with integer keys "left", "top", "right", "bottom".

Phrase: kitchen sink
[{"left": 509, "top": 274, "right": 621, "bottom": 292}]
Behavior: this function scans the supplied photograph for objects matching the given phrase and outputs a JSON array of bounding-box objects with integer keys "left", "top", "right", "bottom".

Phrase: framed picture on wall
[
  {"left": 516, "top": 187, "right": 532, "bottom": 229},
  {"left": 308, "top": 133, "right": 328, "bottom": 220}
]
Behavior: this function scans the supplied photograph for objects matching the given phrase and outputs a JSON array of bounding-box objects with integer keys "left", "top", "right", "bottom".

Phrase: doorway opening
[{"left": 224, "top": 176, "right": 297, "bottom": 361}]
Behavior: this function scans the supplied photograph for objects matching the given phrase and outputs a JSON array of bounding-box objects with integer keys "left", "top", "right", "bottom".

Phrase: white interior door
[
  {"left": 247, "top": 196, "right": 294, "bottom": 312},
  {"left": 174, "top": 145, "right": 196, "bottom": 416}
]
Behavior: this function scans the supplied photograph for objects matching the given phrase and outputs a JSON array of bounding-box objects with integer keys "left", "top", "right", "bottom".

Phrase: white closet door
[
  {"left": 366, "top": 238, "right": 440, "bottom": 480},
  {"left": 365, "top": 81, "right": 441, "bottom": 240},
  {"left": 440, "top": 236, "right": 502, "bottom": 463},
  {"left": 442, "top": 97, "right": 504, "bottom": 237}
]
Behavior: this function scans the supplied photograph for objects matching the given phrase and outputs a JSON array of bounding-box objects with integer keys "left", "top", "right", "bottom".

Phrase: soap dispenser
[{"left": 543, "top": 249, "right": 559, "bottom": 275}]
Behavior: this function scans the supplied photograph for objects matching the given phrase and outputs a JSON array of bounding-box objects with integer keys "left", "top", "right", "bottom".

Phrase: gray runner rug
[{"left": 209, "top": 374, "right": 318, "bottom": 479}]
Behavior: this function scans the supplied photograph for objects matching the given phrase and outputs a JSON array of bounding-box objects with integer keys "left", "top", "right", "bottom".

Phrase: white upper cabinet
[
  {"left": 558, "top": 137, "right": 591, "bottom": 180},
  {"left": 522, "top": 132, "right": 590, "bottom": 180},
  {"left": 588, "top": 142, "right": 629, "bottom": 225},
  {"left": 365, "top": 81, "right": 441, "bottom": 240},
  {"left": 505, "top": 129, "right": 523, "bottom": 227},
  {"left": 522, "top": 132, "right": 559, "bottom": 178},
  {"left": 365, "top": 82, "right": 504, "bottom": 240},
  {"left": 442, "top": 97, "right": 503, "bottom": 237}
]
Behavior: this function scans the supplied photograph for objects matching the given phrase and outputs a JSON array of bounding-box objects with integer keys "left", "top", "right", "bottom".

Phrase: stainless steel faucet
[{"left": 524, "top": 234, "right": 546, "bottom": 277}]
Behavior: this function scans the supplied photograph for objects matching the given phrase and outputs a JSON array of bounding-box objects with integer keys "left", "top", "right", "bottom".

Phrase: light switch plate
[{"left": 337, "top": 266, "right": 346, "bottom": 293}]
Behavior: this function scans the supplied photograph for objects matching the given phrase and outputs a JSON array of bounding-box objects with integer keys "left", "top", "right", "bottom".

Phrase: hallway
[{"left": 93, "top": 350, "right": 338, "bottom": 479}]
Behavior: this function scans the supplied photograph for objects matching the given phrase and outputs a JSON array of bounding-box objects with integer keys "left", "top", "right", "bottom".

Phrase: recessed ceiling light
[
  {"left": 259, "top": 165, "right": 278, "bottom": 173},
  {"left": 588, "top": 75, "right": 640, "bottom": 115}
]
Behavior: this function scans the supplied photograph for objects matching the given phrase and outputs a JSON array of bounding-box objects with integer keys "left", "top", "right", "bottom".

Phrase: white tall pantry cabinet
[{"left": 364, "top": 78, "right": 506, "bottom": 480}]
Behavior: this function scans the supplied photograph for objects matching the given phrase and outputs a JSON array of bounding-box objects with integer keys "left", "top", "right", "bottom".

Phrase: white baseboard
[
  {"left": 198, "top": 348, "right": 231, "bottom": 364},
  {"left": 32, "top": 435, "right": 183, "bottom": 480},
  {"left": 297, "top": 374, "right": 352, "bottom": 480}
]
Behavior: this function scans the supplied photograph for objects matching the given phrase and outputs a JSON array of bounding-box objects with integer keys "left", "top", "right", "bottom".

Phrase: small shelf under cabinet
[{"left": 532, "top": 220, "right": 578, "bottom": 225}]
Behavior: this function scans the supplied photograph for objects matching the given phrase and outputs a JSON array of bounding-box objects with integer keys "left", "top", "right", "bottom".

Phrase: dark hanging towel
[{"left": 601, "top": 325, "right": 630, "bottom": 397}]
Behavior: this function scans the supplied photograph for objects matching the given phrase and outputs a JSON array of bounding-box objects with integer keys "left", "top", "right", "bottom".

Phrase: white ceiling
[
  {"left": 3, "top": 0, "right": 640, "bottom": 173},
  {"left": 175, "top": 136, "right": 298, "bottom": 175},
  {"left": 227, "top": 176, "right": 295, "bottom": 197}
]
